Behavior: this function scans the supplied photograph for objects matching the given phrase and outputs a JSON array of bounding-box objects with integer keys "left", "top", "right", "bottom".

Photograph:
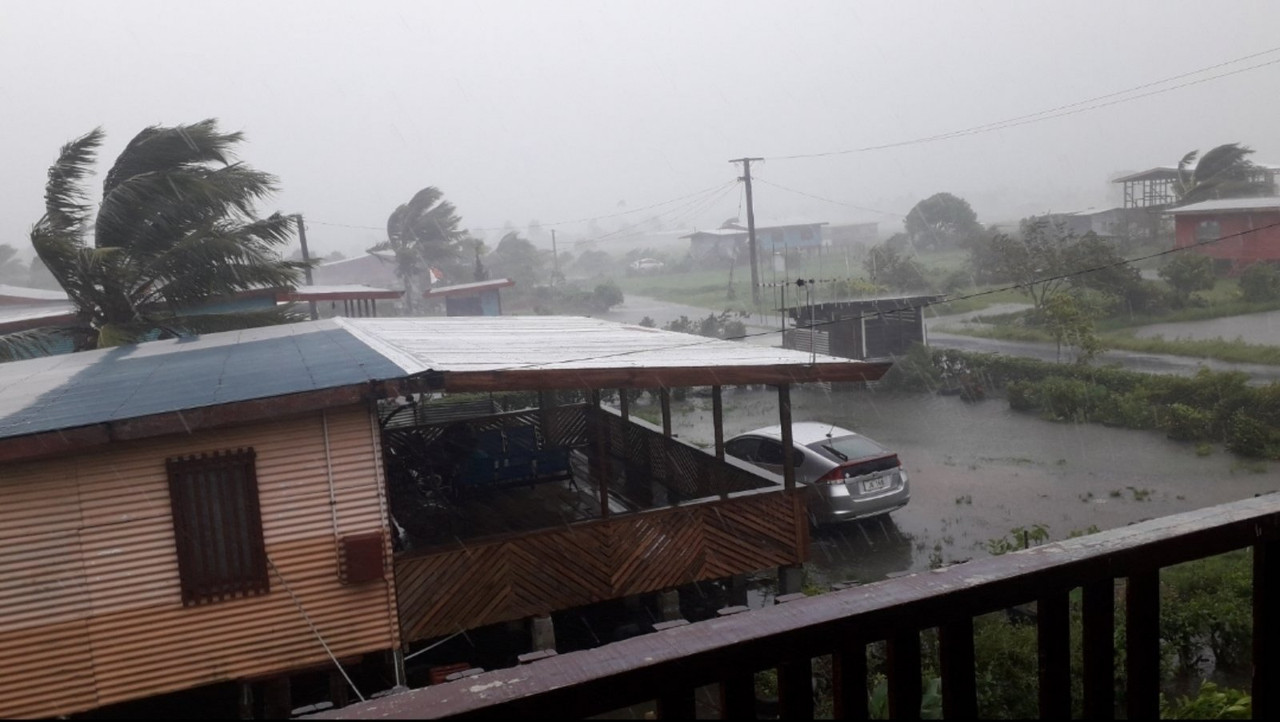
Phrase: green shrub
[
  {"left": 1224, "top": 409, "right": 1271, "bottom": 458},
  {"left": 1037, "top": 377, "right": 1099, "bottom": 421},
  {"left": 1006, "top": 380, "right": 1037, "bottom": 411},
  {"left": 1162, "top": 403, "right": 1213, "bottom": 441},
  {"left": 1238, "top": 262, "right": 1280, "bottom": 303},
  {"left": 879, "top": 343, "right": 941, "bottom": 392},
  {"left": 1161, "top": 681, "right": 1251, "bottom": 719}
]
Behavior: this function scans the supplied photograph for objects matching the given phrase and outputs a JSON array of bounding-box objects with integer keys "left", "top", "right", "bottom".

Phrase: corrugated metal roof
[
  {"left": 0, "top": 320, "right": 404, "bottom": 442},
  {"left": 1166, "top": 196, "right": 1280, "bottom": 214},
  {"left": 0, "top": 303, "right": 76, "bottom": 326},
  {"left": 0, "top": 285, "right": 70, "bottom": 303},
  {"left": 0, "top": 316, "right": 875, "bottom": 444},
  {"left": 421, "top": 278, "right": 514, "bottom": 297},
  {"left": 336, "top": 316, "right": 849, "bottom": 375},
  {"left": 285, "top": 285, "right": 403, "bottom": 300},
  {"left": 1111, "top": 166, "right": 1181, "bottom": 183}
]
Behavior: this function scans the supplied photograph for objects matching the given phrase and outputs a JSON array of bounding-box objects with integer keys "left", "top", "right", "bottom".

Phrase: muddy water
[{"left": 653, "top": 384, "right": 1280, "bottom": 586}]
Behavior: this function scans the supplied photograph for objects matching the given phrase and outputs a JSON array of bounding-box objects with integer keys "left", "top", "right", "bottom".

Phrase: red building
[{"left": 1168, "top": 197, "right": 1280, "bottom": 274}]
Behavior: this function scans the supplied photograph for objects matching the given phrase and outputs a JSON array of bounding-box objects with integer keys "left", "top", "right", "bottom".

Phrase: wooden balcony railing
[{"left": 324, "top": 493, "right": 1280, "bottom": 719}]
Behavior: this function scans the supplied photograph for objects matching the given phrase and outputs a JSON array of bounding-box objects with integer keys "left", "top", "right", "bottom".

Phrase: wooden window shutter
[
  {"left": 166, "top": 448, "right": 269, "bottom": 606},
  {"left": 339, "top": 531, "right": 385, "bottom": 585}
]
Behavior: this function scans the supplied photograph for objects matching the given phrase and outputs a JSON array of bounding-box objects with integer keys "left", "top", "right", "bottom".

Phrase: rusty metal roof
[{"left": 0, "top": 316, "right": 885, "bottom": 456}]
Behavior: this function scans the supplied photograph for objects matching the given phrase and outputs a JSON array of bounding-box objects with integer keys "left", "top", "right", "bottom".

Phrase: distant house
[
  {"left": 683, "top": 221, "right": 827, "bottom": 262},
  {"left": 824, "top": 222, "right": 879, "bottom": 249},
  {"left": 1166, "top": 196, "right": 1280, "bottom": 274},
  {"left": 1037, "top": 208, "right": 1139, "bottom": 240},
  {"left": 421, "top": 278, "right": 514, "bottom": 316},
  {"left": 311, "top": 252, "right": 400, "bottom": 289}
]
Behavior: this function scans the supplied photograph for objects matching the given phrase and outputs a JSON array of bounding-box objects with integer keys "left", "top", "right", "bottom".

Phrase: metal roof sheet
[
  {"left": 0, "top": 284, "right": 70, "bottom": 303},
  {"left": 421, "top": 278, "right": 514, "bottom": 297},
  {"left": 0, "top": 315, "right": 878, "bottom": 445},
  {"left": 1166, "top": 196, "right": 1280, "bottom": 214},
  {"left": 0, "top": 320, "right": 404, "bottom": 441},
  {"left": 285, "top": 284, "right": 403, "bottom": 300},
  {"left": 0, "top": 303, "right": 76, "bottom": 326}
]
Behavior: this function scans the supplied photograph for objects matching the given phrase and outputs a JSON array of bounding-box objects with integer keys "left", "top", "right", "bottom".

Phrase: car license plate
[{"left": 860, "top": 477, "right": 889, "bottom": 494}]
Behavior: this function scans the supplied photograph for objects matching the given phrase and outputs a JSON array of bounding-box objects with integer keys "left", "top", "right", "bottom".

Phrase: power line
[
  {"left": 305, "top": 182, "right": 739, "bottom": 236},
  {"left": 753, "top": 177, "right": 907, "bottom": 218},
  {"left": 767, "top": 48, "right": 1280, "bottom": 161}
]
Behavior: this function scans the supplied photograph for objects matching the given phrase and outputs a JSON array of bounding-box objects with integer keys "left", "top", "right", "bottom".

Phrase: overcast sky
[{"left": 3, "top": 0, "right": 1279, "bottom": 258}]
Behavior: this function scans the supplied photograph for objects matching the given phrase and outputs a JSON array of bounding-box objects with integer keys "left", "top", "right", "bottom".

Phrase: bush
[
  {"left": 1162, "top": 403, "right": 1213, "bottom": 441},
  {"left": 878, "top": 343, "right": 941, "bottom": 392},
  {"left": 1224, "top": 410, "right": 1271, "bottom": 458},
  {"left": 1037, "top": 377, "right": 1101, "bottom": 421},
  {"left": 1238, "top": 262, "right": 1280, "bottom": 302}
]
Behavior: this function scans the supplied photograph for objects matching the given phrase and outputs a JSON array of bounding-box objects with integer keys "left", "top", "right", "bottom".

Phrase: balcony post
[
  {"left": 776, "top": 383, "right": 795, "bottom": 490},
  {"left": 1256, "top": 539, "right": 1280, "bottom": 719},
  {"left": 1126, "top": 571, "right": 1160, "bottom": 720},
  {"left": 588, "top": 389, "right": 610, "bottom": 519},
  {"left": 1082, "top": 579, "right": 1115, "bottom": 719}
]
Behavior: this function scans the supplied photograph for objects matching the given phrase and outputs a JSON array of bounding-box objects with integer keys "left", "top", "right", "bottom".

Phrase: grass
[{"left": 935, "top": 321, "right": 1280, "bottom": 365}]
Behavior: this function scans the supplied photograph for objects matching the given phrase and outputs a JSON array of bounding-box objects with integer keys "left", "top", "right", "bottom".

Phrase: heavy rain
[{"left": 3, "top": 1, "right": 1280, "bottom": 719}]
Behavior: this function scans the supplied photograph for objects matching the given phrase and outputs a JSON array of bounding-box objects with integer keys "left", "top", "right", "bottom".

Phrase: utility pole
[
  {"left": 293, "top": 213, "right": 318, "bottom": 320},
  {"left": 551, "top": 229, "right": 561, "bottom": 285},
  {"left": 729, "top": 157, "right": 763, "bottom": 305}
]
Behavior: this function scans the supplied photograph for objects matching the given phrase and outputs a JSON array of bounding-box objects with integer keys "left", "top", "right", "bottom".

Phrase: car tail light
[{"left": 816, "top": 454, "right": 901, "bottom": 484}]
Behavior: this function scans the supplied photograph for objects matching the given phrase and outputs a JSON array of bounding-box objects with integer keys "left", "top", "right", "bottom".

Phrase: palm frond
[
  {"left": 42, "top": 127, "right": 104, "bottom": 234},
  {"left": 0, "top": 326, "right": 90, "bottom": 362},
  {"left": 102, "top": 119, "right": 239, "bottom": 194},
  {"left": 155, "top": 305, "right": 308, "bottom": 337}
]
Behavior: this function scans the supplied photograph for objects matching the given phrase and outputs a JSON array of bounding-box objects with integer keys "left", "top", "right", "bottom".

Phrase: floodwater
[{"left": 654, "top": 384, "right": 1280, "bottom": 587}]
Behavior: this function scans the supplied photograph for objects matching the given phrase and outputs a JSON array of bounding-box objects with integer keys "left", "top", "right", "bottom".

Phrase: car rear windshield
[{"left": 809, "top": 434, "right": 889, "bottom": 462}]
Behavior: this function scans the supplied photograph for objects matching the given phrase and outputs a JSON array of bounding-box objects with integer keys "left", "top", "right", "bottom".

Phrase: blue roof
[{"left": 0, "top": 320, "right": 405, "bottom": 441}]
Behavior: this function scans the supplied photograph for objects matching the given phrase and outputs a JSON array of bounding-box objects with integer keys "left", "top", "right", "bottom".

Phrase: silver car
[{"left": 725, "top": 422, "right": 910, "bottom": 525}]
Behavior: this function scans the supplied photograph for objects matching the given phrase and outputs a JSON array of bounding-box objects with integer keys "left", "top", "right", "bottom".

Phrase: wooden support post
[
  {"left": 538, "top": 390, "right": 555, "bottom": 445},
  {"left": 589, "top": 390, "right": 610, "bottom": 519},
  {"left": 1255, "top": 539, "right": 1279, "bottom": 720},
  {"left": 1038, "top": 590, "right": 1072, "bottom": 716},
  {"left": 778, "top": 658, "right": 815, "bottom": 719},
  {"left": 939, "top": 617, "right": 977, "bottom": 719},
  {"left": 1126, "top": 571, "right": 1160, "bottom": 720},
  {"left": 833, "top": 638, "right": 869, "bottom": 720},
  {"left": 1082, "top": 579, "right": 1115, "bottom": 719},
  {"left": 619, "top": 389, "right": 629, "bottom": 422},
  {"left": 712, "top": 385, "right": 724, "bottom": 461},
  {"left": 659, "top": 387, "right": 672, "bottom": 437},
  {"left": 263, "top": 677, "right": 292, "bottom": 719},
  {"left": 238, "top": 681, "right": 255, "bottom": 720},
  {"left": 777, "top": 383, "right": 795, "bottom": 491},
  {"left": 887, "top": 630, "right": 922, "bottom": 720}
]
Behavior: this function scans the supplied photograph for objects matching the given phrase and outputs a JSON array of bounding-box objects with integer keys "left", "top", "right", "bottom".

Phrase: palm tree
[
  {"left": 0, "top": 120, "right": 305, "bottom": 360},
  {"left": 1174, "top": 142, "right": 1275, "bottom": 206},
  {"left": 369, "top": 187, "right": 467, "bottom": 315}
]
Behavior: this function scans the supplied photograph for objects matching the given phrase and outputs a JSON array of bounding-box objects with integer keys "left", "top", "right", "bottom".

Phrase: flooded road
[{"left": 652, "top": 384, "right": 1280, "bottom": 587}]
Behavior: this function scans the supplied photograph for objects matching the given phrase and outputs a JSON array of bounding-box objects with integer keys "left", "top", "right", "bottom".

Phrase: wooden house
[
  {"left": 1167, "top": 196, "right": 1280, "bottom": 274},
  {"left": 0, "top": 315, "right": 886, "bottom": 718}
]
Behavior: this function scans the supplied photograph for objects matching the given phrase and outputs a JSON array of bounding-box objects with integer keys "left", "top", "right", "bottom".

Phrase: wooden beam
[
  {"left": 659, "top": 388, "right": 672, "bottom": 438},
  {"left": 712, "top": 385, "right": 724, "bottom": 462},
  {"left": 436, "top": 362, "right": 891, "bottom": 393},
  {"left": 777, "top": 384, "right": 794, "bottom": 491}
]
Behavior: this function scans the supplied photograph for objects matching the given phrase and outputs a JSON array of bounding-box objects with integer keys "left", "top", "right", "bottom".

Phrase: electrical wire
[{"left": 767, "top": 49, "right": 1280, "bottom": 161}]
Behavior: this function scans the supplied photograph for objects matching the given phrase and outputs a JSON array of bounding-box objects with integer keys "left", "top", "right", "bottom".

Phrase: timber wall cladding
[
  {"left": 0, "top": 406, "right": 397, "bottom": 719},
  {"left": 394, "top": 490, "right": 805, "bottom": 643}
]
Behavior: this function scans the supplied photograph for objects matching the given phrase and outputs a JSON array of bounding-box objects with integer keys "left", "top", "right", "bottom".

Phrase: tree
[
  {"left": 369, "top": 187, "right": 468, "bottom": 315},
  {"left": 1, "top": 121, "right": 304, "bottom": 360},
  {"left": 1040, "top": 292, "right": 1103, "bottom": 363},
  {"left": 1159, "top": 254, "right": 1216, "bottom": 307},
  {"left": 485, "top": 231, "right": 548, "bottom": 287},
  {"left": 864, "top": 242, "right": 928, "bottom": 291},
  {"left": 1238, "top": 263, "right": 1280, "bottom": 302},
  {"left": 905, "top": 193, "right": 982, "bottom": 250},
  {"left": 0, "top": 244, "right": 27, "bottom": 285},
  {"left": 1174, "top": 143, "right": 1274, "bottom": 206}
]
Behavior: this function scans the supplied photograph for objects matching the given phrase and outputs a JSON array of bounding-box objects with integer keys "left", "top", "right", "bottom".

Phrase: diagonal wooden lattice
[{"left": 393, "top": 492, "right": 804, "bottom": 643}]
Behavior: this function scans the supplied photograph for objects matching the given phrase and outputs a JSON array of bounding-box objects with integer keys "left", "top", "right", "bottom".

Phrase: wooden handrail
[{"left": 321, "top": 493, "right": 1280, "bottom": 719}]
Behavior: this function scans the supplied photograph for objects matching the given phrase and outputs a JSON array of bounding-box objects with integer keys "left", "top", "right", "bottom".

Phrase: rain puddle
[{"left": 650, "top": 384, "right": 1280, "bottom": 584}]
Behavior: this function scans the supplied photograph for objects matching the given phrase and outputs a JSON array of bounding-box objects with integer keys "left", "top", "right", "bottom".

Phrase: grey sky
[{"left": 3, "top": 0, "right": 1279, "bottom": 259}]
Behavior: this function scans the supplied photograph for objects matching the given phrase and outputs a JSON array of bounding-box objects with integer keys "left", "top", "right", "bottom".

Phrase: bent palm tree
[
  {"left": 0, "top": 120, "right": 305, "bottom": 360},
  {"left": 1174, "top": 142, "right": 1275, "bottom": 206},
  {"left": 369, "top": 187, "right": 466, "bottom": 315}
]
